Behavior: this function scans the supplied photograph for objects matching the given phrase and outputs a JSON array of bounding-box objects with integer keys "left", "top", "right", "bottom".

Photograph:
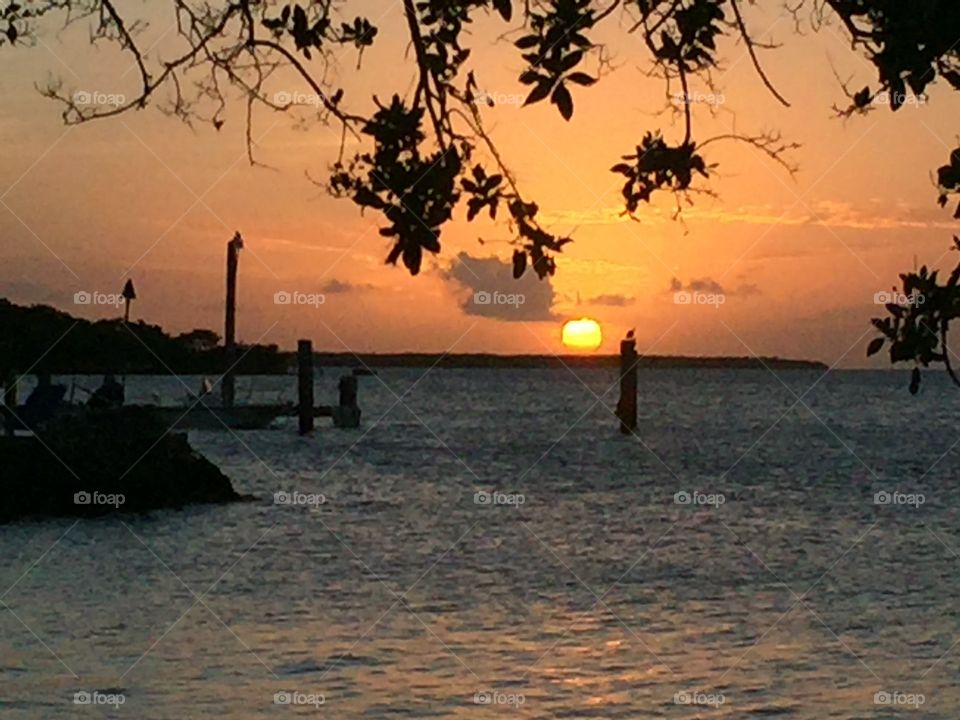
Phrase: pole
[
  {"left": 3, "top": 374, "right": 17, "bottom": 436},
  {"left": 223, "top": 232, "right": 243, "bottom": 408},
  {"left": 616, "top": 335, "right": 638, "bottom": 434},
  {"left": 298, "top": 340, "right": 314, "bottom": 435}
]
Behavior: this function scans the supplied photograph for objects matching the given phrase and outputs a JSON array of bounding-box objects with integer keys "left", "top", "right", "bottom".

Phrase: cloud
[
  {"left": 589, "top": 293, "right": 634, "bottom": 306},
  {"left": 319, "top": 278, "right": 373, "bottom": 294},
  {"left": 445, "top": 252, "right": 558, "bottom": 322},
  {"left": 669, "top": 276, "right": 760, "bottom": 298}
]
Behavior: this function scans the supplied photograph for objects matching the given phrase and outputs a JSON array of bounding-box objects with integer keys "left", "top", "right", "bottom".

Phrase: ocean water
[{"left": 2, "top": 367, "right": 960, "bottom": 718}]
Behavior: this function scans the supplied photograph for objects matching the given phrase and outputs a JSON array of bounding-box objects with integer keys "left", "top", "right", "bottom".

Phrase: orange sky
[{"left": 1, "top": 2, "right": 958, "bottom": 366}]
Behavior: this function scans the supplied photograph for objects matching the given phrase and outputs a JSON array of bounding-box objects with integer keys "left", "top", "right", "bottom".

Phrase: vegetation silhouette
[
  {"left": 3, "top": 1, "right": 960, "bottom": 385},
  {"left": 0, "top": 298, "right": 284, "bottom": 375}
]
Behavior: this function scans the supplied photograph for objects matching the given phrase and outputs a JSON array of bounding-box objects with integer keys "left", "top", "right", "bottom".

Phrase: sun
[{"left": 562, "top": 318, "right": 603, "bottom": 350}]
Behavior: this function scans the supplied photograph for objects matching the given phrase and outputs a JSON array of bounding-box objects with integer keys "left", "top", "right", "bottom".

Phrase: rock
[{"left": 0, "top": 407, "right": 245, "bottom": 522}]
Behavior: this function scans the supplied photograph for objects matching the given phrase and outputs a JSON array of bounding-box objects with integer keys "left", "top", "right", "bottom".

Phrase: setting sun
[{"left": 562, "top": 318, "right": 603, "bottom": 350}]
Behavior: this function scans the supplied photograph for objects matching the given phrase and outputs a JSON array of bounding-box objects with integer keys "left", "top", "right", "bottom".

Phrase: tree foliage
[{"left": 5, "top": 1, "right": 960, "bottom": 386}]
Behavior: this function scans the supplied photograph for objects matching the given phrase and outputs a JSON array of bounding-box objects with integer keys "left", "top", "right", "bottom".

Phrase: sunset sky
[{"left": 2, "top": 2, "right": 959, "bottom": 366}]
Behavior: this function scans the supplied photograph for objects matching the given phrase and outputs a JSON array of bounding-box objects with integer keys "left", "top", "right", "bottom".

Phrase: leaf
[
  {"left": 512, "top": 249, "right": 527, "bottom": 279},
  {"left": 514, "top": 35, "right": 540, "bottom": 50},
  {"left": 559, "top": 50, "right": 584, "bottom": 72},
  {"left": 909, "top": 367, "right": 921, "bottom": 395},
  {"left": 566, "top": 72, "right": 596, "bottom": 86},
  {"left": 5, "top": 23, "right": 15, "bottom": 43},
  {"left": 867, "top": 337, "right": 884, "bottom": 356},
  {"left": 551, "top": 83, "right": 573, "bottom": 120},
  {"left": 523, "top": 79, "right": 553, "bottom": 106},
  {"left": 493, "top": 0, "right": 512, "bottom": 22}
]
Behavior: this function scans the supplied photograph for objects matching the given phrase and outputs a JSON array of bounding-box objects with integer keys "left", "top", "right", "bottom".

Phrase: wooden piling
[
  {"left": 332, "top": 374, "right": 361, "bottom": 428},
  {"left": 298, "top": 339, "right": 314, "bottom": 435},
  {"left": 223, "top": 232, "right": 243, "bottom": 408},
  {"left": 616, "top": 336, "right": 638, "bottom": 434},
  {"left": 3, "top": 374, "right": 17, "bottom": 437}
]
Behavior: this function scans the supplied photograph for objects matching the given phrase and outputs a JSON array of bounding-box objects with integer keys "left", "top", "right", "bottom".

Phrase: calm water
[{"left": 2, "top": 367, "right": 960, "bottom": 718}]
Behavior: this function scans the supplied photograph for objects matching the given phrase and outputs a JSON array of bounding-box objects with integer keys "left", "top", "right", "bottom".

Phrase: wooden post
[
  {"left": 333, "top": 374, "right": 361, "bottom": 429},
  {"left": 616, "top": 335, "right": 638, "bottom": 434},
  {"left": 298, "top": 339, "right": 314, "bottom": 435},
  {"left": 122, "top": 279, "right": 136, "bottom": 323},
  {"left": 3, "top": 374, "right": 17, "bottom": 437},
  {"left": 223, "top": 232, "right": 243, "bottom": 408}
]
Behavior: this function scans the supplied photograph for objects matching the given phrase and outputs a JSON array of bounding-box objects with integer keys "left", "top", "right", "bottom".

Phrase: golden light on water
[{"left": 562, "top": 318, "right": 603, "bottom": 350}]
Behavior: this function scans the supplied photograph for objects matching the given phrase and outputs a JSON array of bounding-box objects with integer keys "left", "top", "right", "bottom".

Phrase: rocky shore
[{"left": 0, "top": 408, "right": 245, "bottom": 522}]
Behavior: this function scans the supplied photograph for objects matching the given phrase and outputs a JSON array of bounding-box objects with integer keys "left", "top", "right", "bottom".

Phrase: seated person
[{"left": 88, "top": 373, "right": 125, "bottom": 409}]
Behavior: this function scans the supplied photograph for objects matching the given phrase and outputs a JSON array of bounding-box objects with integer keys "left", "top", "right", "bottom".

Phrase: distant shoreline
[{"left": 303, "top": 353, "right": 828, "bottom": 371}]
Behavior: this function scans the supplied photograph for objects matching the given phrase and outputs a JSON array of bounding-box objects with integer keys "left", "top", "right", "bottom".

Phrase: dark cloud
[
  {"left": 319, "top": 278, "right": 372, "bottom": 294},
  {"left": 445, "top": 252, "right": 558, "bottom": 322},
  {"left": 669, "top": 276, "right": 760, "bottom": 297},
  {"left": 589, "top": 293, "right": 633, "bottom": 306}
]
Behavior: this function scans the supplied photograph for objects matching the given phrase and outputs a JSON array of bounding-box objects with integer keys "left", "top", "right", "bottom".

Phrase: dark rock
[{"left": 0, "top": 407, "right": 244, "bottom": 522}]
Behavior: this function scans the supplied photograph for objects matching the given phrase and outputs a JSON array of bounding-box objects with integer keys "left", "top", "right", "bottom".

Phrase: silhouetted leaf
[
  {"left": 515, "top": 35, "right": 539, "bottom": 50},
  {"left": 524, "top": 79, "right": 552, "bottom": 106},
  {"left": 867, "top": 337, "right": 884, "bottom": 356},
  {"left": 551, "top": 83, "right": 573, "bottom": 120},
  {"left": 512, "top": 249, "right": 526, "bottom": 278},
  {"left": 493, "top": 0, "right": 512, "bottom": 22},
  {"left": 566, "top": 72, "right": 596, "bottom": 86}
]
